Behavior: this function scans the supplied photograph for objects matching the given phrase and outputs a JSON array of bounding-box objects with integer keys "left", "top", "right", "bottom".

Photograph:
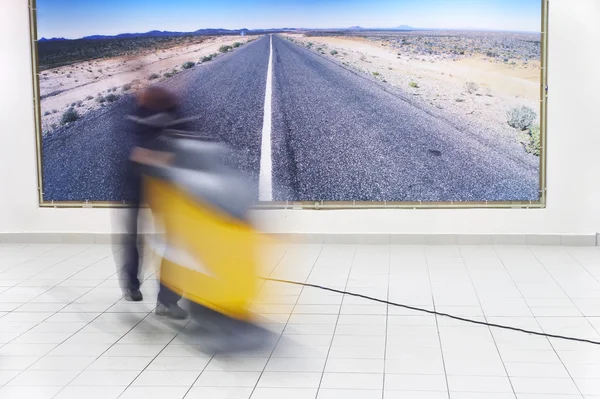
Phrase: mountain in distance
[
  {"left": 346, "top": 25, "right": 415, "bottom": 31},
  {"left": 39, "top": 37, "right": 68, "bottom": 42},
  {"left": 83, "top": 28, "right": 239, "bottom": 40},
  {"left": 40, "top": 27, "right": 299, "bottom": 41}
]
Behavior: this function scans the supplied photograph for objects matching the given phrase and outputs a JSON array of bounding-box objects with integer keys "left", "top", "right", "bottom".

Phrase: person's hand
[{"left": 130, "top": 147, "right": 174, "bottom": 167}]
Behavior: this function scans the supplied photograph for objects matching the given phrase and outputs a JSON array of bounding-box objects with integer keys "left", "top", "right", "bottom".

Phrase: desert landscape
[
  {"left": 38, "top": 35, "right": 255, "bottom": 135},
  {"left": 283, "top": 30, "right": 542, "bottom": 155}
]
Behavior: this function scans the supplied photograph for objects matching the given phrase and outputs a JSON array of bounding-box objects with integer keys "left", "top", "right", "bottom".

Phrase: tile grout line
[
  {"left": 525, "top": 246, "right": 590, "bottom": 397},
  {"left": 114, "top": 318, "right": 194, "bottom": 399},
  {"left": 423, "top": 246, "right": 451, "bottom": 399},
  {"left": 314, "top": 245, "right": 356, "bottom": 398},
  {"left": 528, "top": 246, "right": 599, "bottom": 337},
  {"left": 2, "top": 248, "right": 135, "bottom": 393},
  {"left": 381, "top": 244, "right": 391, "bottom": 399},
  {"left": 458, "top": 246, "right": 518, "bottom": 398},
  {"left": 1, "top": 245, "right": 118, "bottom": 353},
  {"left": 248, "top": 243, "right": 324, "bottom": 398},
  {"left": 563, "top": 246, "right": 600, "bottom": 337},
  {"left": 563, "top": 247, "right": 600, "bottom": 287},
  {"left": 0, "top": 244, "right": 94, "bottom": 317},
  {"left": 493, "top": 245, "right": 585, "bottom": 398}
]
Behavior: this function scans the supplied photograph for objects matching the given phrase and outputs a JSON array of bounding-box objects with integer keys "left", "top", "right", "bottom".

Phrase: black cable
[{"left": 262, "top": 277, "right": 600, "bottom": 346}]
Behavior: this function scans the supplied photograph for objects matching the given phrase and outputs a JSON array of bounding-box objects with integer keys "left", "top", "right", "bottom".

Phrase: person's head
[{"left": 137, "top": 86, "right": 179, "bottom": 112}]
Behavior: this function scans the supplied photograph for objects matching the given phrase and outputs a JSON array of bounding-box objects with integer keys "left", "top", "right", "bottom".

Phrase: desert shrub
[
  {"left": 372, "top": 71, "right": 380, "bottom": 77},
  {"left": 316, "top": 47, "right": 322, "bottom": 52},
  {"left": 523, "top": 124, "right": 541, "bottom": 156},
  {"left": 182, "top": 61, "right": 195, "bottom": 69},
  {"left": 409, "top": 81, "right": 419, "bottom": 88},
  {"left": 52, "top": 109, "right": 58, "bottom": 114},
  {"left": 219, "top": 45, "right": 232, "bottom": 53},
  {"left": 71, "top": 102, "right": 77, "bottom": 107},
  {"left": 330, "top": 50, "right": 338, "bottom": 55},
  {"left": 307, "top": 42, "right": 313, "bottom": 47},
  {"left": 507, "top": 106, "right": 537, "bottom": 130},
  {"left": 164, "top": 72, "right": 174, "bottom": 78},
  {"left": 44, "top": 111, "right": 51, "bottom": 116},
  {"left": 105, "top": 93, "right": 119, "bottom": 102},
  {"left": 232, "top": 42, "right": 242, "bottom": 48},
  {"left": 122, "top": 83, "right": 132, "bottom": 92},
  {"left": 86, "top": 95, "right": 94, "bottom": 100},
  {"left": 76, "top": 101, "right": 83, "bottom": 107},
  {"left": 465, "top": 81, "right": 479, "bottom": 94},
  {"left": 148, "top": 73, "right": 160, "bottom": 80},
  {"left": 455, "top": 98, "right": 465, "bottom": 102},
  {"left": 201, "top": 55, "right": 213, "bottom": 63},
  {"left": 60, "top": 108, "right": 79, "bottom": 125},
  {"left": 96, "top": 96, "right": 106, "bottom": 104},
  {"left": 211, "top": 53, "right": 218, "bottom": 58}
]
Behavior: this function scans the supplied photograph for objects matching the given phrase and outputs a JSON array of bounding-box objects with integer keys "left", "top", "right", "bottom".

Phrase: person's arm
[{"left": 129, "top": 146, "right": 174, "bottom": 167}]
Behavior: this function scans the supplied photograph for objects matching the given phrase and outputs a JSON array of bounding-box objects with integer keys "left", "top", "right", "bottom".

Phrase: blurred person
[{"left": 120, "top": 85, "right": 189, "bottom": 319}]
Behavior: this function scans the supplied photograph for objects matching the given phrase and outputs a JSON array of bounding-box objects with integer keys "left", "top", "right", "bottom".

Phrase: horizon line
[{"left": 39, "top": 26, "right": 542, "bottom": 40}]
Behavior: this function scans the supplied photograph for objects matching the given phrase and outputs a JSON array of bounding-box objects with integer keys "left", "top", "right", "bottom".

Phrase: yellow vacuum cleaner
[{"left": 141, "top": 138, "right": 263, "bottom": 328}]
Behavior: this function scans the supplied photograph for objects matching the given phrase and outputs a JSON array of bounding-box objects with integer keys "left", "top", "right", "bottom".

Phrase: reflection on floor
[{"left": 1, "top": 243, "right": 600, "bottom": 399}]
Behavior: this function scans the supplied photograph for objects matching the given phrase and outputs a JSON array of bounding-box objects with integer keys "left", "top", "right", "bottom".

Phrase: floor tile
[
  {"left": 0, "top": 385, "right": 62, "bottom": 399},
  {"left": 8, "top": 370, "right": 79, "bottom": 386},
  {"left": 202, "top": 357, "right": 265, "bottom": 372},
  {"left": 257, "top": 372, "right": 322, "bottom": 388},
  {"left": 70, "top": 370, "right": 140, "bottom": 386},
  {"left": 132, "top": 370, "right": 199, "bottom": 386},
  {"left": 324, "top": 358, "right": 384, "bottom": 373},
  {"left": 265, "top": 357, "right": 326, "bottom": 372},
  {"left": 320, "top": 373, "right": 383, "bottom": 390},
  {"left": 194, "top": 371, "right": 261, "bottom": 387},
  {"left": 87, "top": 356, "right": 153, "bottom": 371},
  {"left": 447, "top": 376, "right": 513, "bottom": 393},
  {"left": 118, "top": 386, "right": 189, "bottom": 399},
  {"left": 510, "top": 377, "right": 580, "bottom": 395},
  {"left": 318, "top": 389, "right": 382, "bottom": 399},
  {"left": 53, "top": 386, "right": 125, "bottom": 399},
  {"left": 185, "top": 387, "right": 254, "bottom": 399},
  {"left": 4, "top": 243, "right": 600, "bottom": 398},
  {"left": 385, "top": 374, "right": 447, "bottom": 391}
]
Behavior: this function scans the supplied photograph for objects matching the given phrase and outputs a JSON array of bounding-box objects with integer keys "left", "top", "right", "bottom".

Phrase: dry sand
[
  {"left": 40, "top": 36, "right": 253, "bottom": 134},
  {"left": 284, "top": 33, "right": 541, "bottom": 147}
]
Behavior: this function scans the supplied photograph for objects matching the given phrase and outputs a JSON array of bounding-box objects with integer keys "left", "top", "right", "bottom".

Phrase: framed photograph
[{"left": 29, "top": 0, "right": 548, "bottom": 209}]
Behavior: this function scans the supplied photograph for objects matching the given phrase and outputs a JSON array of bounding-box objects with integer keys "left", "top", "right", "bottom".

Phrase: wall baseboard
[{"left": 0, "top": 233, "right": 597, "bottom": 246}]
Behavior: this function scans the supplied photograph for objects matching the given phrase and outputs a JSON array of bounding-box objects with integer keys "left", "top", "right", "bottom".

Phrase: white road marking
[{"left": 259, "top": 35, "right": 274, "bottom": 202}]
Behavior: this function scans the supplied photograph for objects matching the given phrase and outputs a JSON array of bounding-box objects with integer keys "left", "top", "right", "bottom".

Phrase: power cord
[{"left": 262, "top": 277, "right": 600, "bottom": 346}]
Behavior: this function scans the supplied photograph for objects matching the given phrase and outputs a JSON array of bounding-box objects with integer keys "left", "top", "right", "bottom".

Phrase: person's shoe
[
  {"left": 124, "top": 288, "right": 143, "bottom": 302},
  {"left": 156, "top": 302, "right": 188, "bottom": 320}
]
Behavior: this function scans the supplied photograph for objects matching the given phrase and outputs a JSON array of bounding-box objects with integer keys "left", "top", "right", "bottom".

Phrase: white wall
[{"left": 1, "top": 0, "right": 599, "bottom": 235}]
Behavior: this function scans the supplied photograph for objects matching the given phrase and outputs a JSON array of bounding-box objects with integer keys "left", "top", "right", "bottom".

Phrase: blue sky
[{"left": 37, "top": 0, "right": 542, "bottom": 39}]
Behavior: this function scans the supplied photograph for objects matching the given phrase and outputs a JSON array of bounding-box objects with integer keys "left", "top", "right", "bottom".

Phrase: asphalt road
[{"left": 41, "top": 34, "right": 539, "bottom": 202}]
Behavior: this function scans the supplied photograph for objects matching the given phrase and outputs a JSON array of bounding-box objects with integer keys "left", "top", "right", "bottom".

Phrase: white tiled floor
[{"left": 1, "top": 243, "right": 600, "bottom": 398}]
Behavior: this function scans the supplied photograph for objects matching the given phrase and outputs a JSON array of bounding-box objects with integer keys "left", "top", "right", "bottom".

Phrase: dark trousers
[{"left": 121, "top": 167, "right": 181, "bottom": 305}]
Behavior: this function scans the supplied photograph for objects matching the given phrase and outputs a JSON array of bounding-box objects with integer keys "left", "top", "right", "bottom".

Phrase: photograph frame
[{"left": 28, "top": 0, "right": 549, "bottom": 210}]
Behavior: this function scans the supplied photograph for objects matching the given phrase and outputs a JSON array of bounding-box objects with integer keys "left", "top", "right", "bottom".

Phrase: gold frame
[{"left": 29, "top": 0, "right": 549, "bottom": 210}]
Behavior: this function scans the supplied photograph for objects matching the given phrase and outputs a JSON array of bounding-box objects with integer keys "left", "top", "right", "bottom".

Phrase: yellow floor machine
[{"left": 140, "top": 137, "right": 270, "bottom": 346}]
